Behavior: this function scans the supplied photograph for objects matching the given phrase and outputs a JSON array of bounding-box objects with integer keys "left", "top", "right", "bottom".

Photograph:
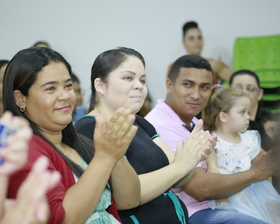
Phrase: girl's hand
[
  {"left": 0, "top": 111, "right": 32, "bottom": 176},
  {"left": 216, "top": 198, "right": 229, "bottom": 205},
  {"left": 93, "top": 107, "right": 138, "bottom": 162}
]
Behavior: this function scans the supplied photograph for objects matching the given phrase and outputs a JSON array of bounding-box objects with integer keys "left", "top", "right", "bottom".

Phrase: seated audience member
[
  {"left": 4, "top": 47, "right": 141, "bottom": 224},
  {"left": 0, "top": 60, "right": 9, "bottom": 116},
  {"left": 0, "top": 111, "right": 60, "bottom": 224},
  {"left": 203, "top": 86, "right": 280, "bottom": 223},
  {"left": 32, "top": 41, "right": 51, "bottom": 48},
  {"left": 146, "top": 54, "right": 278, "bottom": 224},
  {"left": 167, "top": 21, "right": 232, "bottom": 84},
  {"left": 259, "top": 108, "right": 280, "bottom": 141},
  {"left": 71, "top": 72, "right": 87, "bottom": 123},
  {"left": 272, "top": 122, "right": 280, "bottom": 194},
  {"left": 229, "top": 69, "right": 273, "bottom": 151},
  {"left": 74, "top": 47, "right": 215, "bottom": 224},
  {"left": 259, "top": 109, "right": 280, "bottom": 194},
  {"left": 136, "top": 91, "right": 152, "bottom": 117}
]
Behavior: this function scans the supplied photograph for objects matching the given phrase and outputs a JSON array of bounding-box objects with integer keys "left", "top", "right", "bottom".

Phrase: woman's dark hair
[
  {"left": 182, "top": 21, "right": 199, "bottom": 38},
  {"left": 89, "top": 47, "right": 145, "bottom": 111},
  {"left": 0, "top": 60, "right": 9, "bottom": 69},
  {"left": 32, "top": 41, "right": 51, "bottom": 48},
  {"left": 229, "top": 69, "right": 261, "bottom": 88},
  {"left": 3, "top": 47, "right": 93, "bottom": 177},
  {"left": 229, "top": 69, "right": 263, "bottom": 121}
]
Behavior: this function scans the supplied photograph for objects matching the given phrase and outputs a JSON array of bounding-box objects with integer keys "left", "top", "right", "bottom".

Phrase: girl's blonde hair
[{"left": 202, "top": 86, "right": 248, "bottom": 132}]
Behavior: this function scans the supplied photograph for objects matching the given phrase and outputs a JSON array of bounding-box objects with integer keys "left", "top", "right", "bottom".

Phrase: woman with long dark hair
[
  {"left": 4, "top": 47, "right": 141, "bottom": 224},
  {"left": 75, "top": 47, "right": 214, "bottom": 224}
]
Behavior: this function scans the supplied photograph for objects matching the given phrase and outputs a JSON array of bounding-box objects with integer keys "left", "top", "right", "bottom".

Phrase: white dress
[{"left": 208, "top": 130, "right": 280, "bottom": 224}]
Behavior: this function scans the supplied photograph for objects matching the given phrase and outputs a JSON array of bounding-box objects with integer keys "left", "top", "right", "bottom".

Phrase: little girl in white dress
[{"left": 202, "top": 86, "right": 280, "bottom": 224}]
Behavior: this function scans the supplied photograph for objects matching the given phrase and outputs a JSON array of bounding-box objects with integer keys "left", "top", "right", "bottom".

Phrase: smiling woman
[
  {"left": 74, "top": 47, "right": 215, "bottom": 224},
  {"left": 13, "top": 62, "right": 76, "bottom": 132},
  {"left": 3, "top": 47, "right": 141, "bottom": 224}
]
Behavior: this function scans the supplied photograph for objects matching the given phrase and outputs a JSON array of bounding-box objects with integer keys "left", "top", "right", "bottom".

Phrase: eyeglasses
[{"left": 233, "top": 86, "right": 260, "bottom": 93}]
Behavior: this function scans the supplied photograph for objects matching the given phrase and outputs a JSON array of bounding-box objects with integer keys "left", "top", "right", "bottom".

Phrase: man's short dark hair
[{"left": 169, "top": 55, "right": 213, "bottom": 82}]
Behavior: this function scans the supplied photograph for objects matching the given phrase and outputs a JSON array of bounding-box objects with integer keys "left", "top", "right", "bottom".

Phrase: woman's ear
[
  {"left": 219, "top": 111, "right": 227, "bottom": 123},
  {"left": 14, "top": 90, "right": 26, "bottom": 108},
  {"left": 94, "top": 78, "right": 106, "bottom": 95},
  {"left": 258, "top": 88, "right": 264, "bottom": 101}
]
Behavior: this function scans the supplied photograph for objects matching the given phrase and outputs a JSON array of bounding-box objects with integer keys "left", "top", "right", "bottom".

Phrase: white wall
[{"left": 1, "top": 0, "right": 279, "bottom": 108}]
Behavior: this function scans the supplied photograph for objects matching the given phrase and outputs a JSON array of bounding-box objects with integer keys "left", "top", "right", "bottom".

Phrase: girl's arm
[
  {"left": 206, "top": 149, "right": 220, "bottom": 173},
  {"left": 206, "top": 149, "right": 229, "bottom": 204}
]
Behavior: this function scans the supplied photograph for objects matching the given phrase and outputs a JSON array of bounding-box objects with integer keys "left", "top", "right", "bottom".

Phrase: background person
[
  {"left": 167, "top": 21, "right": 232, "bottom": 84},
  {"left": 136, "top": 91, "right": 152, "bottom": 117},
  {"left": 71, "top": 72, "right": 87, "bottom": 124},
  {"left": 32, "top": 41, "right": 51, "bottom": 48},
  {"left": 229, "top": 69, "right": 273, "bottom": 151},
  {"left": 259, "top": 108, "right": 280, "bottom": 141},
  {"left": 0, "top": 60, "right": 9, "bottom": 117}
]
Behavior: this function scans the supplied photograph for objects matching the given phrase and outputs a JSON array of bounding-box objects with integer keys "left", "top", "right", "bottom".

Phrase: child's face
[{"left": 224, "top": 96, "right": 251, "bottom": 133}]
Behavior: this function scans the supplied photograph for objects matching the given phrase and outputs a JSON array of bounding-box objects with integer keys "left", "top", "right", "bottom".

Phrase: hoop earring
[{"left": 20, "top": 107, "right": 25, "bottom": 112}]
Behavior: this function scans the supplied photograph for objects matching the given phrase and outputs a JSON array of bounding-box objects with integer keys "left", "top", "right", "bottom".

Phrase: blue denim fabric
[{"left": 189, "top": 209, "right": 268, "bottom": 224}]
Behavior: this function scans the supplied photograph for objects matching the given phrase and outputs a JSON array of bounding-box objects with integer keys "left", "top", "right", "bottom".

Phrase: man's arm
[
  {"left": 182, "top": 167, "right": 256, "bottom": 201},
  {"left": 181, "top": 149, "right": 277, "bottom": 201}
]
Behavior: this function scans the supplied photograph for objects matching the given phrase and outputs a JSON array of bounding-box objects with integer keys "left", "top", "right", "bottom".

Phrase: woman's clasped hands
[{"left": 173, "top": 119, "right": 216, "bottom": 169}]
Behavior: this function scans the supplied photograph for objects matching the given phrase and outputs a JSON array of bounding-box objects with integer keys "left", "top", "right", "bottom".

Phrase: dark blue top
[{"left": 74, "top": 115, "right": 188, "bottom": 224}]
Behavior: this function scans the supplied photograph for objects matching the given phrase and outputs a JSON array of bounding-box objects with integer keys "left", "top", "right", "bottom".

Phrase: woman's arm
[
  {"left": 62, "top": 108, "right": 139, "bottom": 224},
  {"left": 208, "top": 57, "right": 232, "bottom": 82},
  {"left": 136, "top": 120, "right": 213, "bottom": 205},
  {"left": 62, "top": 155, "right": 118, "bottom": 224},
  {"left": 105, "top": 108, "right": 141, "bottom": 210},
  {"left": 111, "top": 157, "right": 141, "bottom": 210}
]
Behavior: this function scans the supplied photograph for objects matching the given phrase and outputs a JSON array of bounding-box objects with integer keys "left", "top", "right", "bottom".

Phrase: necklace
[
  {"left": 55, "top": 143, "right": 67, "bottom": 156},
  {"left": 61, "top": 149, "right": 67, "bottom": 156},
  {"left": 61, "top": 144, "right": 67, "bottom": 156}
]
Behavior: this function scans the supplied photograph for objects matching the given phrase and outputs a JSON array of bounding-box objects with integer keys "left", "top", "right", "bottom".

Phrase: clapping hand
[{"left": 93, "top": 107, "right": 138, "bottom": 162}]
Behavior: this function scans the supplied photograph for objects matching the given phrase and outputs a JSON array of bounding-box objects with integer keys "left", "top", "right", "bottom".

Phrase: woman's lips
[{"left": 56, "top": 106, "right": 71, "bottom": 111}]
